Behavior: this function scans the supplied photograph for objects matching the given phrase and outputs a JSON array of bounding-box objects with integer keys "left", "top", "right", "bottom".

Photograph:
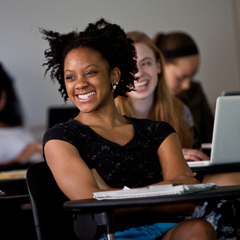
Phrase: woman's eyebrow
[
  {"left": 64, "top": 64, "right": 99, "bottom": 74},
  {"left": 85, "top": 64, "right": 99, "bottom": 69},
  {"left": 139, "top": 57, "right": 152, "bottom": 62},
  {"left": 64, "top": 69, "right": 74, "bottom": 74}
]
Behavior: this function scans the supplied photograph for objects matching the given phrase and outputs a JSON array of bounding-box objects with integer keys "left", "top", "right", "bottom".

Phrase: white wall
[{"left": 1, "top": 0, "right": 240, "bottom": 135}]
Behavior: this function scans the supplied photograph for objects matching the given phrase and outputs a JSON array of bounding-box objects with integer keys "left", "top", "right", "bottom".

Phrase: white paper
[{"left": 93, "top": 183, "right": 217, "bottom": 200}]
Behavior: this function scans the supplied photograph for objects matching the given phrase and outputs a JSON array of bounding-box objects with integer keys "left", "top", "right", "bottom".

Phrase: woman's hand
[
  {"left": 13, "top": 143, "right": 42, "bottom": 163},
  {"left": 91, "top": 168, "right": 111, "bottom": 190},
  {"left": 182, "top": 148, "right": 210, "bottom": 162},
  {"left": 172, "top": 171, "right": 199, "bottom": 185}
]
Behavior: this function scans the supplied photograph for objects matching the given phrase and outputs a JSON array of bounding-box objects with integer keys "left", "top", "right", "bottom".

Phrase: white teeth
[
  {"left": 78, "top": 92, "right": 95, "bottom": 99},
  {"left": 135, "top": 81, "right": 148, "bottom": 87}
]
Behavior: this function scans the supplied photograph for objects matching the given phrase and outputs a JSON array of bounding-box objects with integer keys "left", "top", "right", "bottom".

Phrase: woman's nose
[
  {"left": 181, "top": 79, "right": 191, "bottom": 91},
  {"left": 75, "top": 78, "right": 88, "bottom": 89},
  {"left": 135, "top": 66, "right": 143, "bottom": 78}
]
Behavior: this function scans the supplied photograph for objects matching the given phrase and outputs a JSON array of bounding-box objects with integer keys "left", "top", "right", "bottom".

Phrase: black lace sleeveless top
[{"left": 43, "top": 116, "right": 175, "bottom": 188}]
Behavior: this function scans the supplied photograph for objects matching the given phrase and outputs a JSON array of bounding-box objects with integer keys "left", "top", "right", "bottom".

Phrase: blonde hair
[{"left": 115, "top": 31, "right": 193, "bottom": 148}]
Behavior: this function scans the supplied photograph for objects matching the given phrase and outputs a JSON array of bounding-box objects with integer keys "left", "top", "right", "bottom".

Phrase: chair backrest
[
  {"left": 26, "top": 162, "right": 79, "bottom": 240},
  {"left": 47, "top": 106, "right": 79, "bottom": 129}
]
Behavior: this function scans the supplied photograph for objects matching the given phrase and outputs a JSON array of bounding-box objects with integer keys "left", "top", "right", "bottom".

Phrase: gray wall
[{"left": 1, "top": 0, "right": 240, "bottom": 135}]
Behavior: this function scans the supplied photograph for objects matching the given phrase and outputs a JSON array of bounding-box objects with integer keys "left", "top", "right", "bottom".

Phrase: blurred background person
[
  {"left": 153, "top": 32, "right": 214, "bottom": 146},
  {"left": 115, "top": 31, "right": 209, "bottom": 162},
  {"left": 0, "top": 63, "right": 43, "bottom": 169},
  {"left": 115, "top": 31, "right": 240, "bottom": 239}
]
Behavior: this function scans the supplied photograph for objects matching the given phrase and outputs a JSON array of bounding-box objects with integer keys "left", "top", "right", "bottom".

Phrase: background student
[
  {"left": 153, "top": 31, "right": 214, "bottom": 146},
  {"left": 115, "top": 31, "right": 209, "bottom": 162},
  {"left": 115, "top": 31, "right": 240, "bottom": 239},
  {"left": 0, "top": 63, "right": 43, "bottom": 169}
]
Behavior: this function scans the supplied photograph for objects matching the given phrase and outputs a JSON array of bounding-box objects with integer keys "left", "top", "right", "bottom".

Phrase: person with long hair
[
  {"left": 115, "top": 31, "right": 208, "bottom": 161},
  {"left": 153, "top": 30, "right": 240, "bottom": 192},
  {"left": 115, "top": 31, "right": 240, "bottom": 239},
  {"left": 0, "top": 63, "right": 42, "bottom": 167},
  {"left": 42, "top": 18, "right": 216, "bottom": 240},
  {"left": 153, "top": 31, "right": 214, "bottom": 148}
]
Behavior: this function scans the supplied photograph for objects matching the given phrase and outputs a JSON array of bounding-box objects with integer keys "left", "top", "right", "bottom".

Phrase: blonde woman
[{"left": 115, "top": 31, "right": 208, "bottom": 160}]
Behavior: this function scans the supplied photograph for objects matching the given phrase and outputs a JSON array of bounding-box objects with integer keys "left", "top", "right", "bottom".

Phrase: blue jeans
[{"left": 99, "top": 222, "right": 178, "bottom": 240}]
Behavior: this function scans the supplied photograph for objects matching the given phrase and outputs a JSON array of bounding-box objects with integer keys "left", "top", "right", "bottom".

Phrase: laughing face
[
  {"left": 128, "top": 43, "right": 161, "bottom": 102},
  {"left": 63, "top": 47, "right": 115, "bottom": 113}
]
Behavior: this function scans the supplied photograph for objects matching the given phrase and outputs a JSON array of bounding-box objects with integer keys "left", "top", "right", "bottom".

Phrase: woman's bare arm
[
  {"left": 44, "top": 140, "right": 116, "bottom": 200},
  {"left": 158, "top": 133, "right": 198, "bottom": 184}
]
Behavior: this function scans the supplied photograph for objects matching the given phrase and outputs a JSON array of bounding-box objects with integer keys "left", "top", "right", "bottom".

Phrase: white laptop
[{"left": 187, "top": 95, "right": 240, "bottom": 167}]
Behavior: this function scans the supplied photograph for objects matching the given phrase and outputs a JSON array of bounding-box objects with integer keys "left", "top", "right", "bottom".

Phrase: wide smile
[
  {"left": 77, "top": 91, "right": 96, "bottom": 100},
  {"left": 134, "top": 80, "right": 148, "bottom": 88},
  {"left": 134, "top": 80, "right": 149, "bottom": 92}
]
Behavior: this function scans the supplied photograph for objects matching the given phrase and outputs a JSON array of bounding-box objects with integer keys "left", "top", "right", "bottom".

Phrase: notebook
[
  {"left": 188, "top": 95, "right": 240, "bottom": 167},
  {"left": 93, "top": 183, "right": 217, "bottom": 200}
]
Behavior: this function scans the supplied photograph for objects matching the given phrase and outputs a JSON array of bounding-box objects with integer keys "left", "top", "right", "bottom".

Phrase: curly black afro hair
[{"left": 42, "top": 18, "right": 138, "bottom": 101}]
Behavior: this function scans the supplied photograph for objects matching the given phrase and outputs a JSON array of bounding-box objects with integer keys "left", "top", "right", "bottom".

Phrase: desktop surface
[{"left": 64, "top": 185, "right": 240, "bottom": 212}]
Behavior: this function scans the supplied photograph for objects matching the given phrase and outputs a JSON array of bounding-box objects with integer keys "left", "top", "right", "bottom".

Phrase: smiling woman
[
  {"left": 115, "top": 31, "right": 195, "bottom": 150},
  {"left": 41, "top": 18, "right": 216, "bottom": 240},
  {"left": 63, "top": 47, "right": 115, "bottom": 113}
]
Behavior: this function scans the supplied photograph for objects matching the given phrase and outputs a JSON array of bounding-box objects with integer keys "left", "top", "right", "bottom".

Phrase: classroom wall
[{"left": 1, "top": 0, "right": 240, "bottom": 136}]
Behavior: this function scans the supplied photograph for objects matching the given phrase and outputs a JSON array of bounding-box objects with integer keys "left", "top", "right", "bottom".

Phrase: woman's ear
[{"left": 111, "top": 67, "right": 121, "bottom": 85}]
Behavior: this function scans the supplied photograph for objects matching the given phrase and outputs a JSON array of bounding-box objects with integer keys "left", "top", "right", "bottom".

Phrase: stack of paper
[{"left": 93, "top": 183, "right": 217, "bottom": 200}]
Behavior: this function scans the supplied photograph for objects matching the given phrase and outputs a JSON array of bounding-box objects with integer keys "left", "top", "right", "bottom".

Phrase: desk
[
  {"left": 64, "top": 185, "right": 240, "bottom": 240},
  {"left": 0, "top": 170, "right": 28, "bottom": 196},
  {"left": 64, "top": 185, "right": 240, "bottom": 211},
  {"left": 0, "top": 194, "right": 30, "bottom": 204},
  {"left": 190, "top": 162, "right": 240, "bottom": 174},
  {"left": 0, "top": 171, "right": 34, "bottom": 240}
]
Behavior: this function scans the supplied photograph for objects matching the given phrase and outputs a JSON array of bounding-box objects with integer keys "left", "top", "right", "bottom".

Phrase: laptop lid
[
  {"left": 188, "top": 95, "right": 240, "bottom": 167},
  {"left": 210, "top": 95, "right": 240, "bottom": 165}
]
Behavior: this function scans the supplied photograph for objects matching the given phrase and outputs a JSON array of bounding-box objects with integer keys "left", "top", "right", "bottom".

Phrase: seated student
[
  {"left": 0, "top": 63, "right": 43, "bottom": 168},
  {"left": 152, "top": 31, "right": 214, "bottom": 146},
  {"left": 152, "top": 31, "right": 240, "bottom": 195},
  {"left": 115, "top": 31, "right": 240, "bottom": 239},
  {"left": 115, "top": 31, "right": 208, "bottom": 162},
  {"left": 42, "top": 18, "right": 216, "bottom": 240}
]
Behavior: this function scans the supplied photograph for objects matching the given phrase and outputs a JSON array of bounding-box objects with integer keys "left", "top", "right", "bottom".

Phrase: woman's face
[
  {"left": 164, "top": 55, "right": 200, "bottom": 95},
  {"left": 128, "top": 42, "right": 161, "bottom": 101},
  {"left": 64, "top": 47, "right": 115, "bottom": 113}
]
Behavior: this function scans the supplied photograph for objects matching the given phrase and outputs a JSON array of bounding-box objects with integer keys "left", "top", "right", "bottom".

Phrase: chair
[
  {"left": 26, "top": 162, "right": 76, "bottom": 240},
  {"left": 27, "top": 162, "right": 108, "bottom": 240},
  {"left": 47, "top": 106, "right": 79, "bottom": 128},
  {"left": 26, "top": 161, "right": 113, "bottom": 240}
]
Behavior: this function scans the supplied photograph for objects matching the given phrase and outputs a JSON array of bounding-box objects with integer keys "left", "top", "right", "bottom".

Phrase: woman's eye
[
  {"left": 142, "top": 61, "right": 151, "bottom": 66},
  {"left": 66, "top": 76, "right": 75, "bottom": 81},
  {"left": 86, "top": 71, "right": 95, "bottom": 76}
]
